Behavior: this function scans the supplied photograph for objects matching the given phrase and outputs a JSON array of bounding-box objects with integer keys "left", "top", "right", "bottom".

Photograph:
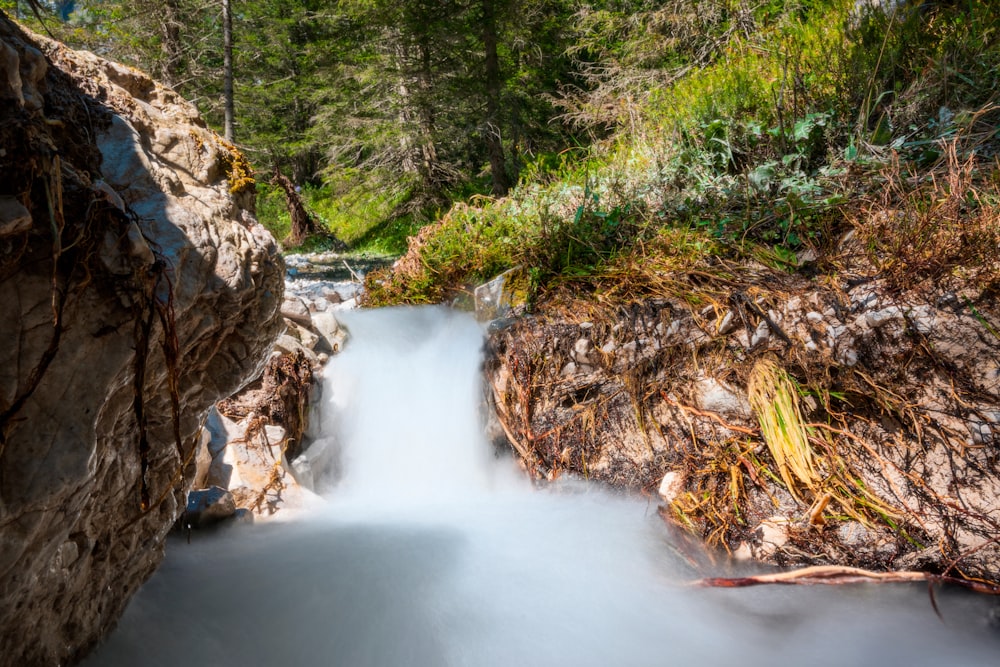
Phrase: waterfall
[{"left": 85, "top": 307, "right": 1000, "bottom": 667}]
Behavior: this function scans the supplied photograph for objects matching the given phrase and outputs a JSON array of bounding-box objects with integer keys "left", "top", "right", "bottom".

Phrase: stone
[
  {"left": 286, "top": 319, "right": 321, "bottom": 351},
  {"left": 866, "top": 305, "right": 904, "bottom": 328},
  {"left": 281, "top": 294, "right": 313, "bottom": 328},
  {"left": 0, "top": 20, "right": 282, "bottom": 666},
  {"left": 750, "top": 319, "right": 770, "bottom": 348},
  {"left": 657, "top": 471, "right": 685, "bottom": 503},
  {"left": 572, "top": 337, "right": 595, "bottom": 366},
  {"left": 0, "top": 195, "right": 30, "bottom": 236},
  {"left": 474, "top": 265, "right": 530, "bottom": 322},
  {"left": 717, "top": 310, "right": 738, "bottom": 334},
  {"left": 311, "top": 310, "right": 347, "bottom": 352},
  {"left": 693, "top": 376, "right": 752, "bottom": 420},
  {"left": 185, "top": 487, "right": 237, "bottom": 528},
  {"left": 837, "top": 521, "right": 872, "bottom": 547},
  {"left": 753, "top": 517, "right": 790, "bottom": 559},
  {"left": 192, "top": 426, "right": 213, "bottom": 490}
]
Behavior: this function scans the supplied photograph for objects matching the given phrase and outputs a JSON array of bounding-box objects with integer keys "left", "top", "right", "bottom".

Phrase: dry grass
[
  {"left": 748, "top": 357, "right": 819, "bottom": 503},
  {"left": 852, "top": 138, "right": 1000, "bottom": 291}
]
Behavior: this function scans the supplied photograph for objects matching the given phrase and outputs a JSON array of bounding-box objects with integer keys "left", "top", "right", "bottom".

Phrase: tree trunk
[
  {"left": 481, "top": 0, "right": 510, "bottom": 196},
  {"left": 416, "top": 39, "right": 440, "bottom": 195},
  {"left": 222, "top": 0, "right": 235, "bottom": 142},
  {"left": 160, "top": 0, "right": 183, "bottom": 88},
  {"left": 271, "top": 167, "right": 320, "bottom": 246}
]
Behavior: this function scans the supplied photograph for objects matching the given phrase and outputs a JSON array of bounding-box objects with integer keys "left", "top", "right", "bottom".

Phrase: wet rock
[
  {"left": 485, "top": 272, "right": 1000, "bottom": 579},
  {"left": 185, "top": 487, "right": 237, "bottom": 528},
  {"left": 474, "top": 266, "right": 530, "bottom": 322}
]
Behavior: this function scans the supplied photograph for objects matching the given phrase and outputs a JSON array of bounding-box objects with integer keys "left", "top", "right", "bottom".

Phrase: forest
[{"left": 6, "top": 0, "right": 999, "bottom": 298}]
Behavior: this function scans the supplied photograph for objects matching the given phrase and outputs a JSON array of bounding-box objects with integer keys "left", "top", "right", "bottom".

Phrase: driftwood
[{"left": 688, "top": 565, "right": 1000, "bottom": 596}]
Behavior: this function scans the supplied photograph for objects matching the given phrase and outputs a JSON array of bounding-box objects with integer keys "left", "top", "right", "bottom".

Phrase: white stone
[
  {"left": 753, "top": 517, "right": 790, "bottom": 558},
  {"left": 281, "top": 295, "right": 313, "bottom": 328},
  {"left": 657, "top": 471, "right": 685, "bottom": 503},
  {"left": 693, "top": 376, "right": 752, "bottom": 419},
  {"left": 866, "top": 306, "right": 904, "bottom": 328},
  {"left": 750, "top": 319, "right": 770, "bottom": 348},
  {"left": 573, "top": 338, "right": 595, "bottom": 366},
  {"left": 717, "top": 310, "right": 738, "bottom": 334}
]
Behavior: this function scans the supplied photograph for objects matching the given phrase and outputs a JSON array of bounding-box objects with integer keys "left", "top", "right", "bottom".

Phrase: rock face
[
  {"left": 484, "top": 266, "right": 1000, "bottom": 580},
  {"left": 0, "top": 17, "right": 282, "bottom": 666}
]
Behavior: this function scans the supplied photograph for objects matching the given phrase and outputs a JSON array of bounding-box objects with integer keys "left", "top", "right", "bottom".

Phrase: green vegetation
[
  {"left": 4, "top": 0, "right": 997, "bottom": 266},
  {"left": 366, "top": 0, "right": 1000, "bottom": 304},
  {"left": 257, "top": 179, "right": 419, "bottom": 254},
  {"left": 3, "top": 0, "right": 584, "bottom": 249}
]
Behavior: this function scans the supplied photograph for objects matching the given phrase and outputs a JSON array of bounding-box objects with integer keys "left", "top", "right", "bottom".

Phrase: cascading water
[{"left": 86, "top": 307, "right": 999, "bottom": 667}]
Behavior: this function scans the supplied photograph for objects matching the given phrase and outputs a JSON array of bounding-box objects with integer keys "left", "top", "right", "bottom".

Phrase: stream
[{"left": 85, "top": 306, "right": 999, "bottom": 666}]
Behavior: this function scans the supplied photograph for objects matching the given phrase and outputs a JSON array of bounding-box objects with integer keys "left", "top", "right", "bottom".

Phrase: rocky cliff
[{"left": 0, "top": 16, "right": 282, "bottom": 665}]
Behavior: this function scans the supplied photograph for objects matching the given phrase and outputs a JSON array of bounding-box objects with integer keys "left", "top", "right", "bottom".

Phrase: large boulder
[{"left": 0, "top": 17, "right": 282, "bottom": 666}]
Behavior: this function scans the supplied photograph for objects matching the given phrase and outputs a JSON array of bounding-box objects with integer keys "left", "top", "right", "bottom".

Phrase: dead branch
[{"left": 688, "top": 565, "right": 1000, "bottom": 595}]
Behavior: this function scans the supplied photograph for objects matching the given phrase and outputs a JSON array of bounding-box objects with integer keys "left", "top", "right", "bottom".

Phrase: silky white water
[{"left": 86, "top": 306, "right": 999, "bottom": 667}]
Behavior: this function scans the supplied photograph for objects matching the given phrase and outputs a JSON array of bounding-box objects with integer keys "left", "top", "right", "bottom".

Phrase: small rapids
[{"left": 86, "top": 307, "right": 999, "bottom": 667}]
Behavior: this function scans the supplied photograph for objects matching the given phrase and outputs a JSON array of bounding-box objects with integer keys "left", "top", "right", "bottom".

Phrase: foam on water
[{"left": 85, "top": 306, "right": 1000, "bottom": 667}]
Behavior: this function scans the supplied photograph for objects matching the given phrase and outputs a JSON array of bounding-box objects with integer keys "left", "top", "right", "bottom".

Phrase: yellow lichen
[{"left": 217, "top": 138, "right": 255, "bottom": 196}]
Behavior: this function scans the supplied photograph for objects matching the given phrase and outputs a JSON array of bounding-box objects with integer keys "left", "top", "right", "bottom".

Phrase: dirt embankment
[{"left": 484, "top": 250, "right": 1000, "bottom": 581}]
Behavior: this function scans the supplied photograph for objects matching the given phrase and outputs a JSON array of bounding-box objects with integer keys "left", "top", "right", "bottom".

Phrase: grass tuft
[{"left": 748, "top": 357, "right": 819, "bottom": 503}]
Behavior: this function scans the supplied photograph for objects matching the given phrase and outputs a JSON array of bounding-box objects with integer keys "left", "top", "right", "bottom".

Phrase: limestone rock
[
  {"left": 185, "top": 486, "right": 237, "bottom": 528},
  {"left": 311, "top": 310, "right": 348, "bottom": 353},
  {"left": 199, "top": 410, "right": 318, "bottom": 516},
  {"left": 0, "top": 19, "right": 282, "bottom": 666},
  {"left": 281, "top": 294, "right": 313, "bottom": 329}
]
